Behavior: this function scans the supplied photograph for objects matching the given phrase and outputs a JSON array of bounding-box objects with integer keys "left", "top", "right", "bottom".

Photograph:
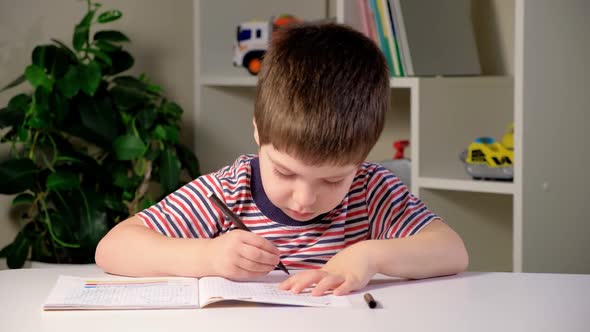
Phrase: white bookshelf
[{"left": 195, "top": 0, "right": 590, "bottom": 274}]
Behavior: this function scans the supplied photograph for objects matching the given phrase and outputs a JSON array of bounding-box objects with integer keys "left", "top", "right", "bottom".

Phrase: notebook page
[
  {"left": 43, "top": 276, "right": 200, "bottom": 310},
  {"left": 198, "top": 276, "right": 351, "bottom": 307}
]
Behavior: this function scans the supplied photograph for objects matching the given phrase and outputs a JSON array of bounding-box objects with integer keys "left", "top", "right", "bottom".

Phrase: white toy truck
[{"left": 233, "top": 15, "right": 299, "bottom": 75}]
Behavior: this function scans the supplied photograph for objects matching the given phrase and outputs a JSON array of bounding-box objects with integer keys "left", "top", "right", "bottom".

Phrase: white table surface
[{"left": 1, "top": 265, "right": 589, "bottom": 332}]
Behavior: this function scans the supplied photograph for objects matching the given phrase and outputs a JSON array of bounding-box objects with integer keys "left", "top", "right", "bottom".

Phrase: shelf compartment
[
  {"left": 199, "top": 0, "right": 327, "bottom": 77},
  {"left": 419, "top": 188, "right": 513, "bottom": 272},
  {"left": 413, "top": 76, "right": 514, "bottom": 181}
]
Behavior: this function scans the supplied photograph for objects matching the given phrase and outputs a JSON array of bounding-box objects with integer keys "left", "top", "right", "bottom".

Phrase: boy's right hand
[{"left": 208, "top": 230, "right": 281, "bottom": 280}]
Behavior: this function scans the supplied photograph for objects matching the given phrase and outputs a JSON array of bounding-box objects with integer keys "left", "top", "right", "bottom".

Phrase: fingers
[
  {"left": 279, "top": 270, "right": 342, "bottom": 295},
  {"left": 332, "top": 278, "right": 356, "bottom": 296},
  {"left": 311, "top": 274, "right": 345, "bottom": 296},
  {"left": 239, "top": 241, "right": 280, "bottom": 267},
  {"left": 238, "top": 231, "right": 280, "bottom": 255}
]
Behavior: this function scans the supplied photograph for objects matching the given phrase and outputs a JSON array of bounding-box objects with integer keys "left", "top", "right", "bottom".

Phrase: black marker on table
[
  {"left": 364, "top": 293, "right": 377, "bottom": 308},
  {"left": 208, "top": 193, "right": 290, "bottom": 275}
]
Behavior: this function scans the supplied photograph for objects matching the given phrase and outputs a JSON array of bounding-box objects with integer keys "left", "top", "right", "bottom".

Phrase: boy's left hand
[{"left": 278, "top": 241, "right": 376, "bottom": 296}]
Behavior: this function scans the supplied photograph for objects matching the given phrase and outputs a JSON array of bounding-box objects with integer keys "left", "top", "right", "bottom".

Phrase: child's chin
[{"left": 285, "top": 209, "right": 316, "bottom": 221}]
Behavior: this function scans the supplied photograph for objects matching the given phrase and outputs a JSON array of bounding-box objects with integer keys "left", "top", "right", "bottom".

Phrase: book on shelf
[
  {"left": 42, "top": 274, "right": 351, "bottom": 311},
  {"left": 358, "top": 0, "right": 481, "bottom": 77}
]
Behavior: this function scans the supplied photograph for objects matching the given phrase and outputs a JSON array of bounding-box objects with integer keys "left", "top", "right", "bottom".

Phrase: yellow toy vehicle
[{"left": 460, "top": 136, "right": 513, "bottom": 181}]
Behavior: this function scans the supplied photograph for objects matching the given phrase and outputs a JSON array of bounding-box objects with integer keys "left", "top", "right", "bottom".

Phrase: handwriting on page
[{"left": 45, "top": 276, "right": 199, "bottom": 308}]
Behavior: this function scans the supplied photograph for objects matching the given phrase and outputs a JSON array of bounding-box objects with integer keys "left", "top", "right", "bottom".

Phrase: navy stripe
[
  {"left": 170, "top": 192, "right": 199, "bottom": 237},
  {"left": 186, "top": 182, "right": 220, "bottom": 237},
  {"left": 394, "top": 206, "right": 428, "bottom": 237},
  {"left": 408, "top": 214, "right": 436, "bottom": 236},
  {"left": 345, "top": 229, "right": 368, "bottom": 239},
  {"left": 218, "top": 173, "right": 249, "bottom": 186},
  {"left": 143, "top": 209, "right": 167, "bottom": 235},
  {"left": 222, "top": 185, "right": 250, "bottom": 196},
  {"left": 155, "top": 203, "right": 183, "bottom": 238}
]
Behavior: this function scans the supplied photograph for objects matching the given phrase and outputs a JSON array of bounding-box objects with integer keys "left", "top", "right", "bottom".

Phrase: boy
[{"left": 95, "top": 23, "right": 468, "bottom": 296}]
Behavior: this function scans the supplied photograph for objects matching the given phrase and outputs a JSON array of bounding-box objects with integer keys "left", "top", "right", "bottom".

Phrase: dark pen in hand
[{"left": 208, "top": 193, "right": 290, "bottom": 275}]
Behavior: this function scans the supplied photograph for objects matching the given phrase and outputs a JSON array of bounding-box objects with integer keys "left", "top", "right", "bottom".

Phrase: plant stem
[
  {"left": 28, "top": 131, "right": 40, "bottom": 160},
  {"left": 128, "top": 159, "right": 152, "bottom": 215},
  {"left": 39, "top": 194, "right": 80, "bottom": 248}
]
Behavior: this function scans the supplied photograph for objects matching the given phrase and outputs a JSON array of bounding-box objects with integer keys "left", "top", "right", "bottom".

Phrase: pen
[
  {"left": 364, "top": 292, "right": 377, "bottom": 308},
  {"left": 208, "top": 193, "right": 290, "bottom": 275}
]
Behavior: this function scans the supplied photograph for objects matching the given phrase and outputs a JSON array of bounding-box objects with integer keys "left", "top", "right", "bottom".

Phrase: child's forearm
[
  {"left": 367, "top": 219, "right": 469, "bottom": 279},
  {"left": 95, "top": 217, "right": 214, "bottom": 277}
]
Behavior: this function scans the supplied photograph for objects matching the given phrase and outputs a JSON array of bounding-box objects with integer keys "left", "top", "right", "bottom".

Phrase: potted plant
[{"left": 0, "top": 0, "right": 199, "bottom": 268}]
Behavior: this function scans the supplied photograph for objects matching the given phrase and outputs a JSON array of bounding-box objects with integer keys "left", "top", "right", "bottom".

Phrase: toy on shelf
[
  {"left": 501, "top": 123, "right": 514, "bottom": 151},
  {"left": 378, "top": 140, "right": 411, "bottom": 187},
  {"left": 233, "top": 15, "right": 301, "bottom": 75},
  {"left": 460, "top": 135, "right": 514, "bottom": 181}
]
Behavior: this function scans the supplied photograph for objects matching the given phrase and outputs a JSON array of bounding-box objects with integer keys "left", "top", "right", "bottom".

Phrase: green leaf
[
  {"left": 31, "top": 45, "right": 70, "bottom": 78},
  {"left": 79, "top": 61, "right": 102, "bottom": 96},
  {"left": 94, "top": 40, "right": 121, "bottom": 52},
  {"left": 176, "top": 143, "right": 200, "bottom": 178},
  {"left": 78, "top": 189, "right": 109, "bottom": 250},
  {"left": 104, "top": 50, "right": 133, "bottom": 75},
  {"left": 17, "top": 126, "right": 29, "bottom": 141},
  {"left": 46, "top": 171, "right": 81, "bottom": 191},
  {"left": 110, "top": 84, "right": 147, "bottom": 110},
  {"left": 0, "top": 94, "right": 30, "bottom": 128},
  {"left": 6, "top": 230, "right": 30, "bottom": 269},
  {"left": 158, "top": 149, "right": 181, "bottom": 194},
  {"left": 153, "top": 125, "right": 179, "bottom": 143},
  {"left": 0, "top": 243, "right": 11, "bottom": 258},
  {"left": 25, "top": 64, "right": 54, "bottom": 91},
  {"left": 0, "top": 159, "right": 38, "bottom": 194},
  {"left": 12, "top": 193, "right": 36, "bottom": 207},
  {"left": 51, "top": 39, "right": 79, "bottom": 62},
  {"left": 73, "top": 9, "right": 96, "bottom": 51},
  {"left": 97, "top": 10, "right": 122, "bottom": 23},
  {"left": 93, "top": 30, "right": 130, "bottom": 43},
  {"left": 161, "top": 101, "right": 183, "bottom": 120},
  {"left": 113, "top": 135, "right": 146, "bottom": 160},
  {"left": 85, "top": 48, "right": 112, "bottom": 66},
  {"left": 0, "top": 74, "right": 26, "bottom": 92},
  {"left": 49, "top": 191, "right": 79, "bottom": 244},
  {"left": 77, "top": 93, "right": 120, "bottom": 143},
  {"left": 105, "top": 193, "right": 128, "bottom": 212},
  {"left": 112, "top": 167, "right": 141, "bottom": 189},
  {"left": 27, "top": 87, "right": 53, "bottom": 129},
  {"left": 57, "top": 65, "right": 82, "bottom": 98},
  {"left": 140, "top": 197, "right": 156, "bottom": 211},
  {"left": 137, "top": 107, "right": 157, "bottom": 129}
]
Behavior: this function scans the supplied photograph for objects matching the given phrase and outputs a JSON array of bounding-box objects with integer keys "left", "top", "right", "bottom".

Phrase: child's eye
[
  {"left": 324, "top": 179, "right": 344, "bottom": 187},
  {"left": 273, "top": 168, "right": 295, "bottom": 178}
]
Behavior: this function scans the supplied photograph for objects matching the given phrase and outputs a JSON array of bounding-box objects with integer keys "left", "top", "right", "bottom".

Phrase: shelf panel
[
  {"left": 390, "top": 77, "right": 418, "bottom": 88},
  {"left": 200, "top": 75, "right": 258, "bottom": 87},
  {"left": 201, "top": 75, "right": 419, "bottom": 88},
  {"left": 417, "top": 177, "right": 515, "bottom": 195}
]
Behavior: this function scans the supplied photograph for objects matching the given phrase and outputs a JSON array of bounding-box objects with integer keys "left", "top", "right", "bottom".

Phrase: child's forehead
[{"left": 263, "top": 145, "right": 358, "bottom": 175}]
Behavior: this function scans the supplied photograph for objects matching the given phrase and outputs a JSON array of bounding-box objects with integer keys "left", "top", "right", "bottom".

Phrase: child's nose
[{"left": 292, "top": 182, "right": 316, "bottom": 209}]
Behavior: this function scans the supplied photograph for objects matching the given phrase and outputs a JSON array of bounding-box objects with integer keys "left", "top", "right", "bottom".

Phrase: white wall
[{"left": 0, "top": 0, "right": 194, "bottom": 269}]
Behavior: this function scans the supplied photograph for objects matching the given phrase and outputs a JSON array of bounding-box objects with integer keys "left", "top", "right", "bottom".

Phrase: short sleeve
[
  {"left": 136, "top": 175, "right": 225, "bottom": 238},
  {"left": 365, "top": 165, "right": 438, "bottom": 239}
]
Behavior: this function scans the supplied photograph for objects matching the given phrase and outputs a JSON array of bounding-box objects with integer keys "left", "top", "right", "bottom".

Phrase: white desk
[{"left": 1, "top": 266, "right": 589, "bottom": 332}]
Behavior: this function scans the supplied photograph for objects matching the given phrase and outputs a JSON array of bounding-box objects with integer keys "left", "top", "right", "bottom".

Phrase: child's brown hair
[{"left": 254, "top": 22, "right": 389, "bottom": 166}]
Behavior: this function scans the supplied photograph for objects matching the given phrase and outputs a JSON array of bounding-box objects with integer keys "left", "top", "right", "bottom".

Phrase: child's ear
[{"left": 252, "top": 118, "right": 260, "bottom": 146}]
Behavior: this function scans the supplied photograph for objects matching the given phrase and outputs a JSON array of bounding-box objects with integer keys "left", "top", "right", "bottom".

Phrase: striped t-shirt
[{"left": 137, "top": 155, "right": 438, "bottom": 269}]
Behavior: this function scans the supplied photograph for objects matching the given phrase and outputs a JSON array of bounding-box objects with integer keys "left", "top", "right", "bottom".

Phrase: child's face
[{"left": 257, "top": 144, "right": 359, "bottom": 221}]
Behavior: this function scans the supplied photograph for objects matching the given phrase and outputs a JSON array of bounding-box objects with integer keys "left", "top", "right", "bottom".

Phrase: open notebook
[{"left": 43, "top": 274, "right": 351, "bottom": 310}]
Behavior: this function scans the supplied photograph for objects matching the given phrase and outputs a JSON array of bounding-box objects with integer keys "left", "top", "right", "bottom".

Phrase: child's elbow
[
  {"left": 452, "top": 238, "right": 470, "bottom": 273},
  {"left": 94, "top": 236, "right": 109, "bottom": 271}
]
